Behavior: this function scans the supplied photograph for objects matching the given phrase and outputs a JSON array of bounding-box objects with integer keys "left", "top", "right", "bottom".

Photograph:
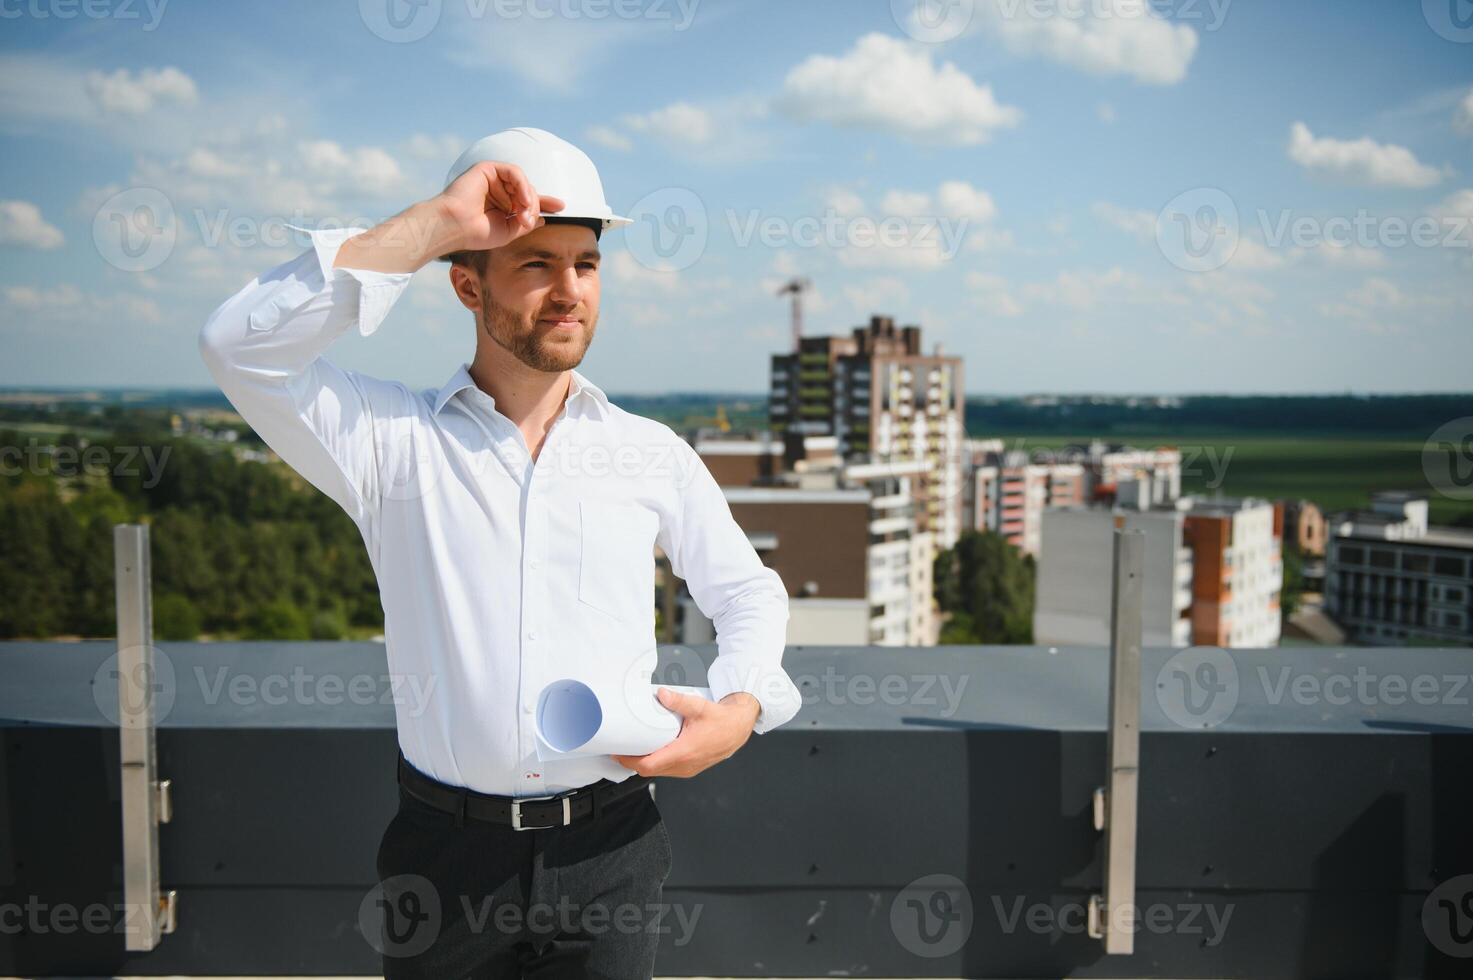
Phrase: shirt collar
[{"left": 432, "top": 363, "right": 610, "bottom": 420}]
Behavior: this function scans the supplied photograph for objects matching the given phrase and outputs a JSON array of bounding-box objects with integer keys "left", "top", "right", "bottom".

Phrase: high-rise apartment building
[{"left": 768, "top": 315, "right": 964, "bottom": 547}]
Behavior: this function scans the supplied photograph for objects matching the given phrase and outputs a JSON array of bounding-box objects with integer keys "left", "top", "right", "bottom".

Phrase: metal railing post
[
  {"left": 1090, "top": 526, "right": 1143, "bottom": 954},
  {"left": 114, "top": 523, "right": 176, "bottom": 950}
]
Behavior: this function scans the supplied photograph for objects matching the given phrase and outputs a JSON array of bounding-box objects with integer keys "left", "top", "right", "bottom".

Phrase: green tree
[
  {"left": 934, "top": 530, "right": 1035, "bottom": 644},
  {"left": 1280, "top": 543, "right": 1305, "bottom": 620},
  {"left": 0, "top": 480, "right": 76, "bottom": 637},
  {"left": 310, "top": 606, "right": 349, "bottom": 640},
  {"left": 155, "top": 593, "right": 203, "bottom": 641},
  {"left": 244, "top": 599, "right": 311, "bottom": 640}
]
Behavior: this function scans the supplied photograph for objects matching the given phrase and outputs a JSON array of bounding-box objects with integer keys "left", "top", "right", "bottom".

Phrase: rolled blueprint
[{"left": 534, "top": 677, "right": 713, "bottom": 761}]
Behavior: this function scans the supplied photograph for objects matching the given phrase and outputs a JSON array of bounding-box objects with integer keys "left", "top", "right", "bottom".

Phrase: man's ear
[{"left": 448, "top": 262, "right": 483, "bottom": 312}]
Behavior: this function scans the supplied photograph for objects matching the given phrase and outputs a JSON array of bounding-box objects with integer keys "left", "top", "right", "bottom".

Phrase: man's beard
[{"left": 479, "top": 290, "right": 594, "bottom": 372}]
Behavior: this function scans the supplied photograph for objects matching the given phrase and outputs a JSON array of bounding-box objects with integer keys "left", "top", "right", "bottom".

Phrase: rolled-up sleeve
[
  {"left": 660, "top": 436, "right": 802, "bottom": 733},
  {"left": 197, "top": 225, "right": 414, "bottom": 528}
]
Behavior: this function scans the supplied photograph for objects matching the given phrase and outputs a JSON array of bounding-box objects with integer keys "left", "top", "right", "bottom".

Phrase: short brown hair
[{"left": 439, "top": 249, "right": 489, "bottom": 274}]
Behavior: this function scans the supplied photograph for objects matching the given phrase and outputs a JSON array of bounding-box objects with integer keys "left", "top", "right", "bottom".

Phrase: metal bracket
[
  {"left": 1091, "top": 527, "right": 1143, "bottom": 955},
  {"left": 115, "top": 524, "right": 175, "bottom": 952}
]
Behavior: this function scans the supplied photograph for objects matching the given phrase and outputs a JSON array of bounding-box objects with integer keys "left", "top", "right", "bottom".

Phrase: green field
[{"left": 992, "top": 433, "right": 1473, "bottom": 526}]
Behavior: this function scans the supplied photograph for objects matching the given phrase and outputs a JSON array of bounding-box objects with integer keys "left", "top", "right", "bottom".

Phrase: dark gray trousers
[{"left": 370, "top": 776, "right": 672, "bottom": 979}]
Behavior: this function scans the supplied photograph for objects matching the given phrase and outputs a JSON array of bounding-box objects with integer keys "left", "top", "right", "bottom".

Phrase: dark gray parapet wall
[{"left": 2, "top": 642, "right": 1471, "bottom": 977}]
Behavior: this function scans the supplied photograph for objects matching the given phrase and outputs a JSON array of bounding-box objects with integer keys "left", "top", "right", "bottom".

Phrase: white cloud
[
  {"left": 298, "top": 140, "right": 410, "bottom": 198},
  {"left": 444, "top": 10, "right": 656, "bottom": 95},
  {"left": 1022, "top": 267, "right": 1144, "bottom": 310},
  {"left": 1432, "top": 189, "right": 1473, "bottom": 222},
  {"left": 1317, "top": 276, "right": 1410, "bottom": 335},
  {"left": 404, "top": 133, "right": 468, "bottom": 163},
  {"left": 962, "top": 0, "right": 1198, "bottom": 85},
  {"left": 963, "top": 227, "right": 1016, "bottom": 251},
  {"left": 619, "top": 102, "right": 715, "bottom": 146},
  {"left": 1287, "top": 122, "right": 1444, "bottom": 189},
  {"left": 84, "top": 66, "right": 198, "bottom": 114},
  {"left": 776, "top": 33, "right": 1022, "bottom": 145},
  {"left": 1456, "top": 88, "right": 1473, "bottom": 136},
  {"left": 604, "top": 250, "right": 682, "bottom": 292},
  {"left": 768, "top": 250, "right": 802, "bottom": 278},
  {"left": 1315, "top": 243, "right": 1389, "bottom": 269},
  {"left": 820, "top": 180, "right": 1002, "bottom": 267},
  {"left": 1092, "top": 201, "right": 1155, "bottom": 241},
  {"left": 879, "top": 189, "right": 933, "bottom": 216},
  {"left": 78, "top": 134, "right": 418, "bottom": 247},
  {"left": 872, "top": 180, "right": 999, "bottom": 222},
  {"left": 585, "top": 125, "right": 633, "bottom": 152},
  {"left": 1184, "top": 271, "right": 1274, "bottom": 333},
  {"left": 843, "top": 276, "right": 911, "bottom": 315},
  {"left": 0, "top": 200, "right": 65, "bottom": 249},
  {"left": 964, "top": 271, "right": 1023, "bottom": 316},
  {"left": 1226, "top": 238, "right": 1287, "bottom": 271},
  {"left": 825, "top": 186, "right": 866, "bottom": 217},
  {"left": 182, "top": 147, "right": 250, "bottom": 180},
  {"left": 3, "top": 283, "right": 162, "bottom": 328},
  {"left": 937, "top": 181, "right": 1000, "bottom": 221},
  {"left": 588, "top": 96, "right": 772, "bottom": 164},
  {"left": 1348, "top": 277, "right": 1405, "bottom": 308}
]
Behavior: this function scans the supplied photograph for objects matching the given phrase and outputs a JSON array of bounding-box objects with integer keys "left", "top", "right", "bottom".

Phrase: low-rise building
[
  {"left": 1033, "top": 494, "right": 1284, "bottom": 649},
  {"left": 1324, "top": 491, "right": 1473, "bottom": 646}
]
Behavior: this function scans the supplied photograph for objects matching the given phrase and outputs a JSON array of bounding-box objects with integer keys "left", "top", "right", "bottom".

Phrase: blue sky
[{"left": 1, "top": 0, "right": 1470, "bottom": 394}]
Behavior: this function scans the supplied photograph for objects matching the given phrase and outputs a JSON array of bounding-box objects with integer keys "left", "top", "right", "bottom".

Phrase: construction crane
[
  {"left": 776, "top": 277, "right": 812, "bottom": 353},
  {"left": 685, "top": 403, "right": 731, "bottom": 434}
]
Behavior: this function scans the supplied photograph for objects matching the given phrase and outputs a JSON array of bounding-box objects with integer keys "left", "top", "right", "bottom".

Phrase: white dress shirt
[{"left": 198, "top": 225, "right": 802, "bottom": 797}]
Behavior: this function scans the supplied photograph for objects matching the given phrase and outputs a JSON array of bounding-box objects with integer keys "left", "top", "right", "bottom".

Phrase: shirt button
[
  {"left": 529, "top": 559, "right": 540, "bottom": 570},
  {"left": 527, "top": 630, "right": 537, "bottom": 641}
]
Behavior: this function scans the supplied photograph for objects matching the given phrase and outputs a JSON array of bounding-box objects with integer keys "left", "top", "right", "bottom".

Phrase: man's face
[{"left": 455, "top": 222, "right": 601, "bottom": 372}]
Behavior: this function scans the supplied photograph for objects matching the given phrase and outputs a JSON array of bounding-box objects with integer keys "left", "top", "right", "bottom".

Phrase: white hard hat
[{"left": 443, "top": 127, "right": 631, "bottom": 231}]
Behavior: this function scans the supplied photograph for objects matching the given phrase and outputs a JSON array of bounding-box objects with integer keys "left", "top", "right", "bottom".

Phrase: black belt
[{"left": 396, "top": 753, "right": 654, "bottom": 831}]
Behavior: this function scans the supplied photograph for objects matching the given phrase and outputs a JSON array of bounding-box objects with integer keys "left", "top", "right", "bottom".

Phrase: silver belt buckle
[{"left": 510, "top": 792, "right": 573, "bottom": 831}]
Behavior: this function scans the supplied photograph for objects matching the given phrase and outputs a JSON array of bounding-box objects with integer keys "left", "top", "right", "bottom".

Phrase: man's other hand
[{"left": 612, "top": 689, "right": 761, "bottom": 778}]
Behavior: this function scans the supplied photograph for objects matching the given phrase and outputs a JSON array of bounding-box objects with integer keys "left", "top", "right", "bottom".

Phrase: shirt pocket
[{"left": 578, "top": 500, "right": 659, "bottom": 622}]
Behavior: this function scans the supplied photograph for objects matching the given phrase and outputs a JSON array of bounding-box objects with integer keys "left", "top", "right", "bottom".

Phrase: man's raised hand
[{"left": 439, "top": 160, "right": 566, "bottom": 252}]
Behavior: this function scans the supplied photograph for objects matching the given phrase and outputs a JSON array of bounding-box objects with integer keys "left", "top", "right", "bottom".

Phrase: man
[{"left": 199, "top": 127, "right": 803, "bottom": 978}]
